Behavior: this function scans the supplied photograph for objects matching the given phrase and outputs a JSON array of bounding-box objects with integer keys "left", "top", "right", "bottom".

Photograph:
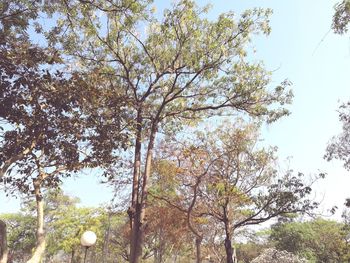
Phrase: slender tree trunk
[
  {"left": 224, "top": 237, "right": 234, "bottom": 263},
  {"left": 131, "top": 122, "right": 157, "bottom": 263},
  {"left": 102, "top": 212, "right": 111, "bottom": 263},
  {"left": 70, "top": 249, "right": 75, "bottom": 263},
  {"left": 129, "top": 109, "right": 142, "bottom": 263},
  {"left": 130, "top": 203, "right": 142, "bottom": 263},
  {"left": 154, "top": 229, "right": 164, "bottom": 263},
  {"left": 223, "top": 219, "right": 234, "bottom": 263},
  {"left": 0, "top": 220, "right": 8, "bottom": 263},
  {"left": 195, "top": 236, "right": 202, "bottom": 263},
  {"left": 158, "top": 230, "right": 164, "bottom": 263},
  {"left": 27, "top": 179, "right": 46, "bottom": 263},
  {"left": 173, "top": 251, "right": 178, "bottom": 263}
]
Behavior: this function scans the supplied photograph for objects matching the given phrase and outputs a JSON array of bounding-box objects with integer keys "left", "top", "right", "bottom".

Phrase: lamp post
[{"left": 80, "top": 231, "right": 97, "bottom": 263}]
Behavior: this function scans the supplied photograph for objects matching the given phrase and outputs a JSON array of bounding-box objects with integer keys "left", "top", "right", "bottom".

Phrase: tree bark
[
  {"left": 102, "top": 212, "right": 111, "bottom": 263},
  {"left": 0, "top": 220, "right": 8, "bottom": 263},
  {"left": 224, "top": 237, "right": 234, "bottom": 263},
  {"left": 129, "top": 109, "right": 142, "bottom": 263},
  {"left": 195, "top": 236, "right": 202, "bottom": 263},
  {"left": 70, "top": 249, "right": 75, "bottom": 263},
  {"left": 130, "top": 122, "right": 157, "bottom": 263},
  {"left": 223, "top": 218, "right": 234, "bottom": 263},
  {"left": 27, "top": 179, "right": 46, "bottom": 263},
  {"left": 130, "top": 202, "right": 142, "bottom": 263}
]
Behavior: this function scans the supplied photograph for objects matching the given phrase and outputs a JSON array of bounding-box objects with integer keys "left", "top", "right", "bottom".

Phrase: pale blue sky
[{"left": 1, "top": 0, "right": 350, "bottom": 219}]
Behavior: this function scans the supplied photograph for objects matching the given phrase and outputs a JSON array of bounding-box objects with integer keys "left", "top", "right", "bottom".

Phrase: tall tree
[
  {"left": 195, "top": 123, "right": 318, "bottom": 263},
  {"left": 329, "top": 1, "right": 350, "bottom": 207},
  {"left": 0, "top": 5, "right": 125, "bottom": 263},
  {"left": 0, "top": 37, "right": 82, "bottom": 261},
  {"left": 47, "top": 1, "right": 293, "bottom": 261},
  {"left": 152, "top": 122, "right": 319, "bottom": 263}
]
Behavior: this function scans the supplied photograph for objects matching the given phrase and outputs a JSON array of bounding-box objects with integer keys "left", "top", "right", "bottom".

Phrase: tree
[
  {"left": 0, "top": 38, "right": 82, "bottom": 262},
  {"left": 145, "top": 203, "right": 190, "bottom": 263},
  {"left": 0, "top": 2, "right": 130, "bottom": 261},
  {"left": 329, "top": 1, "right": 350, "bottom": 207},
  {"left": 0, "top": 0, "right": 42, "bottom": 180},
  {"left": 151, "top": 140, "right": 219, "bottom": 263},
  {"left": 0, "top": 220, "right": 8, "bottom": 263},
  {"left": 196, "top": 123, "right": 318, "bottom": 263},
  {"left": 0, "top": 2, "right": 69, "bottom": 261},
  {"left": 151, "top": 122, "right": 318, "bottom": 263},
  {"left": 270, "top": 218, "right": 350, "bottom": 263},
  {"left": 46, "top": 1, "right": 293, "bottom": 261}
]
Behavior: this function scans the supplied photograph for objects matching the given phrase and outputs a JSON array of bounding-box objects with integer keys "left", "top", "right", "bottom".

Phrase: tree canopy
[{"left": 0, "top": 1, "right": 334, "bottom": 263}]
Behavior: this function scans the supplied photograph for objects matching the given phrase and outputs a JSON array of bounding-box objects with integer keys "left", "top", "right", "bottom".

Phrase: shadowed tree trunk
[
  {"left": 129, "top": 109, "right": 142, "bottom": 263},
  {"left": 195, "top": 236, "right": 203, "bottom": 263},
  {"left": 27, "top": 178, "right": 46, "bottom": 263},
  {"left": 224, "top": 218, "right": 234, "bottom": 263},
  {"left": 0, "top": 220, "right": 8, "bottom": 263},
  {"left": 70, "top": 249, "right": 75, "bottom": 263},
  {"left": 130, "top": 117, "right": 158, "bottom": 263}
]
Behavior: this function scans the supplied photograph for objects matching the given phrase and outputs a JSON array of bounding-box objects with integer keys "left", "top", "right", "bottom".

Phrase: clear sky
[{"left": 1, "top": 0, "right": 350, "bottom": 219}]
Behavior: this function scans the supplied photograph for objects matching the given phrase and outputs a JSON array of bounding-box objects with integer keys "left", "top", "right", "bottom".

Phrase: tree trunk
[
  {"left": 223, "top": 218, "right": 234, "bottom": 263},
  {"left": 130, "top": 120, "right": 157, "bottom": 263},
  {"left": 27, "top": 180, "right": 46, "bottom": 263},
  {"left": 102, "top": 213, "right": 111, "bottom": 262},
  {"left": 154, "top": 229, "right": 164, "bottom": 263},
  {"left": 130, "top": 202, "right": 142, "bottom": 263},
  {"left": 70, "top": 249, "right": 75, "bottom": 263},
  {"left": 129, "top": 109, "right": 142, "bottom": 263},
  {"left": 224, "top": 237, "right": 234, "bottom": 263},
  {"left": 195, "top": 237, "right": 202, "bottom": 263},
  {"left": 0, "top": 220, "right": 8, "bottom": 263}
]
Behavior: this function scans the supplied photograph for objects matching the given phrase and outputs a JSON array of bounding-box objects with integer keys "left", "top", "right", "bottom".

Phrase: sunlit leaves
[{"left": 325, "top": 102, "right": 350, "bottom": 170}]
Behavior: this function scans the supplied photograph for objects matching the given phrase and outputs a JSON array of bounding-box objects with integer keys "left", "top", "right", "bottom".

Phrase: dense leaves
[
  {"left": 0, "top": 1, "right": 331, "bottom": 262},
  {"left": 333, "top": 0, "right": 350, "bottom": 34},
  {"left": 151, "top": 122, "right": 319, "bottom": 263},
  {"left": 270, "top": 218, "right": 350, "bottom": 263}
]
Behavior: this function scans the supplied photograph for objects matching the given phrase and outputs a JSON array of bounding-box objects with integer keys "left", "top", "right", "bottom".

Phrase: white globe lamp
[
  {"left": 81, "top": 230, "right": 97, "bottom": 263},
  {"left": 81, "top": 231, "right": 97, "bottom": 247}
]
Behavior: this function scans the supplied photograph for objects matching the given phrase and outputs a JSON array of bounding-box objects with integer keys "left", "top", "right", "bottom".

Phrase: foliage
[
  {"left": 45, "top": 1, "right": 294, "bottom": 260},
  {"left": 0, "top": 0, "right": 129, "bottom": 194},
  {"left": 0, "top": 212, "right": 36, "bottom": 262},
  {"left": 333, "top": 0, "right": 350, "bottom": 34},
  {"left": 0, "top": 1, "right": 323, "bottom": 262},
  {"left": 0, "top": 190, "right": 128, "bottom": 262},
  {"left": 270, "top": 218, "right": 350, "bottom": 263},
  {"left": 251, "top": 248, "right": 307, "bottom": 263},
  {"left": 325, "top": 102, "right": 350, "bottom": 172},
  {"left": 236, "top": 242, "right": 267, "bottom": 263},
  {"left": 152, "top": 121, "right": 319, "bottom": 263}
]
